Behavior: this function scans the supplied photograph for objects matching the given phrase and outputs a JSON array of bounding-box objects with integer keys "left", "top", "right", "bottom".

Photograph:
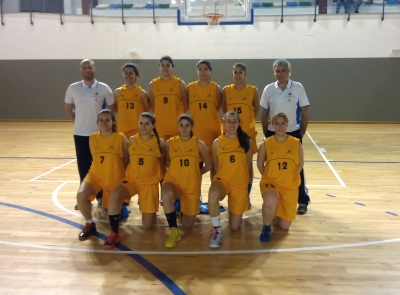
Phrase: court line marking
[
  {"left": 306, "top": 131, "right": 346, "bottom": 187},
  {"left": 255, "top": 130, "right": 400, "bottom": 134},
  {"left": 0, "top": 201, "right": 185, "bottom": 295},
  {"left": 29, "top": 159, "right": 76, "bottom": 181}
]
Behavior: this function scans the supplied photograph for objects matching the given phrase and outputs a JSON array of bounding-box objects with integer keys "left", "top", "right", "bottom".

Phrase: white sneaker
[{"left": 209, "top": 227, "right": 223, "bottom": 248}]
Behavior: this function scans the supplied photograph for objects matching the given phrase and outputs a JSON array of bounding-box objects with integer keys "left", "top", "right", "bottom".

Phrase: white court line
[
  {"left": 52, "top": 182, "right": 261, "bottom": 226},
  {"left": 306, "top": 131, "right": 346, "bottom": 187},
  {"left": 29, "top": 159, "right": 76, "bottom": 181},
  {"left": 31, "top": 179, "right": 79, "bottom": 183},
  {"left": 1, "top": 237, "right": 400, "bottom": 255},
  {"left": 255, "top": 130, "right": 400, "bottom": 134}
]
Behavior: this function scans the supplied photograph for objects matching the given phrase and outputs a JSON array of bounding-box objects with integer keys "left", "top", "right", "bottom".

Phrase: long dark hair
[
  {"left": 97, "top": 109, "right": 117, "bottom": 133},
  {"left": 122, "top": 63, "right": 139, "bottom": 77},
  {"left": 178, "top": 114, "right": 194, "bottom": 137},
  {"left": 139, "top": 112, "right": 162, "bottom": 152},
  {"left": 224, "top": 111, "right": 250, "bottom": 153}
]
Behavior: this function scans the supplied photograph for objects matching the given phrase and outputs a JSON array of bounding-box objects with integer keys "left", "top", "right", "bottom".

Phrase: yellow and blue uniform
[
  {"left": 164, "top": 135, "right": 201, "bottom": 215},
  {"left": 213, "top": 135, "right": 249, "bottom": 214},
  {"left": 120, "top": 134, "right": 163, "bottom": 213},
  {"left": 224, "top": 84, "right": 258, "bottom": 154},
  {"left": 152, "top": 76, "right": 184, "bottom": 140},
  {"left": 259, "top": 136, "right": 301, "bottom": 221},
  {"left": 83, "top": 132, "right": 125, "bottom": 208},
  {"left": 188, "top": 81, "right": 221, "bottom": 162},
  {"left": 116, "top": 85, "right": 144, "bottom": 139}
]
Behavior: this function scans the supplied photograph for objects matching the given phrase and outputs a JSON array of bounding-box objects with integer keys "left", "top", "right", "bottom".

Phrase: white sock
[
  {"left": 86, "top": 219, "right": 93, "bottom": 224},
  {"left": 211, "top": 216, "right": 220, "bottom": 228}
]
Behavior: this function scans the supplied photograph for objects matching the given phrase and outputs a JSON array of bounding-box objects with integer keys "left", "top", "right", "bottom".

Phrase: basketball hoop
[{"left": 204, "top": 13, "right": 224, "bottom": 26}]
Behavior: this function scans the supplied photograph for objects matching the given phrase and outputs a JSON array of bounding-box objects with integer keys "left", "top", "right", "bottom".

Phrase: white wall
[{"left": 0, "top": 12, "right": 399, "bottom": 59}]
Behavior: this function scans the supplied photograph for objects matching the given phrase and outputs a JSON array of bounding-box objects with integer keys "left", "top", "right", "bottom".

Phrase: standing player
[
  {"left": 208, "top": 111, "right": 253, "bottom": 248},
  {"left": 114, "top": 63, "right": 150, "bottom": 139},
  {"left": 222, "top": 63, "right": 260, "bottom": 208},
  {"left": 76, "top": 109, "right": 129, "bottom": 241},
  {"left": 260, "top": 59, "right": 310, "bottom": 214},
  {"left": 187, "top": 60, "right": 222, "bottom": 179},
  {"left": 103, "top": 112, "right": 165, "bottom": 249},
  {"left": 257, "top": 112, "right": 303, "bottom": 242},
  {"left": 161, "top": 114, "right": 211, "bottom": 248},
  {"left": 148, "top": 56, "right": 188, "bottom": 141},
  {"left": 65, "top": 59, "right": 116, "bottom": 210}
]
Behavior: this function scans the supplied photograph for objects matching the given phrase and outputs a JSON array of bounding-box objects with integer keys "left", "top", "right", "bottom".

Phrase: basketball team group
[{"left": 64, "top": 56, "right": 310, "bottom": 250}]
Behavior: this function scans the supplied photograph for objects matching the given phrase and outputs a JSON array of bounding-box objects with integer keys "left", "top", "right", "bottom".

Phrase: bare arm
[
  {"left": 221, "top": 87, "right": 227, "bottom": 114},
  {"left": 148, "top": 81, "right": 155, "bottom": 113},
  {"left": 122, "top": 135, "right": 129, "bottom": 169},
  {"left": 65, "top": 103, "right": 74, "bottom": 121},
  {"left": 107, "top": 103, "right": 117, "bottom": 113},
  {"left": 212, "top": 139, "right": 219, "bottom": 174},
  {"left": 257, "top": 142, "right": 266, "bottom": 175},
  {"left": 298, "top": 143, "right": 304, "bottom": 173},
  {"left": 113, "top": 88, "right": 121, "bottom": 112},
  {"left": 164, "top": 140, "right": 171, "bottom": 169},
  {"left": 261, "top": 108, "right": 269, "bottom": 137},
  {"left": 180, "top": 80, "right": 189, "bottom": 113},
  {"left": 141, "top": 89, "right": 150, "bottom": 112},
  {"left": 216, "top": 85, "right": 222, "bottom": 112},
  {"left": 246, "top": 140, "right": 253, "bottom": 176},
  {"left": 253, "top": 87, "right": 260, "bottom": 120},
  {"left": 198, "top": 140, "right": 212, "bottom": 175},
  {"left": 299, "top": 106, "right": 309, "bottom": 138}
]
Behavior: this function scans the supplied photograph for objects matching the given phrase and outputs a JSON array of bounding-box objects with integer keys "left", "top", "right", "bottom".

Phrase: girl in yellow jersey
[
  {"left": 103, "top": 112, "right": 165, "bottom": 249},
  {"left": 257, "top": 112, "right": 304, "bottom": 243},
  {"left": 208, "top": 111, "right": 253, "bottom": 248},
  {"left": 114, "top": 63, "right": 150, "bottom": 139},
  {"left": 161, "top": 114, "right": 211, "bottom": 248},
  {"left": 222, "top": 63, "right": 260, "bottom": 209},
  {"left": 187, "top": 60, "right": 222, "bottom": 180},
  {"left": 77, "top": 109, "right": 129, "bottom": 241},
  {"left": 149, "top": 56, "right": 188, "bottom": 141}
]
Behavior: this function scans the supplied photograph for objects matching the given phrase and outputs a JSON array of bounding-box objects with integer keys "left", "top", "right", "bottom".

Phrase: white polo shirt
[
  {"left": 260, "top": 79, "right": 310, "bottom": 132},
  {"left": 65, "top": 80, "right": 114, "bottom": 136}
]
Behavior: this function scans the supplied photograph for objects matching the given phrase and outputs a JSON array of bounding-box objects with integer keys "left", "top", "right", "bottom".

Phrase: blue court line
[
  {"left": 326, "top": 194, "right": 336, "bottom": 198},
  {"left": 0, "top": 201, "right": 185, "bottom": 295},
  {"left": 354, "top": 202, "right": 366, "bottom": 206},
  {"left": 386, "top": 212, "right": 398, "bottom": 217},
  {"left": 0, "top": 156, "right": 75, "bottom": 160}
]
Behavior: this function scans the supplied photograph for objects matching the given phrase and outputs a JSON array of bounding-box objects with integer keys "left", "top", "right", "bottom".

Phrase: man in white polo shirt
[
  {"left": 65, "top": 59, "right": 116, "bottom": 210},
  {"left": 260, "top": 59, "right": 310, "bottom": 214}
]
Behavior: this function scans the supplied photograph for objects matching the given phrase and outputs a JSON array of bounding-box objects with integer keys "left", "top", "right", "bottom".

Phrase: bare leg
[
  {"left": 182, "top": 215, "right": 196, "bottom": 229},
  {"left": 77, "top": 183, "right": 96, "bottom": 221},
  {"left": 229, "top": 213, "right": 243, "bottom": 231},
  {"left": 262, "top": 190, "right": 279, "bottom": 225},
  {"left": 108, "top": 184, "right": 131, "bottom": 215},
  {"left": 142, "top": 213, "right": 156, "bottom": 229}
]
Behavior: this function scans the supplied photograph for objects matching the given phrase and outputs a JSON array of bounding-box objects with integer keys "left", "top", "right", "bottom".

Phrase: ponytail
[
  {"left": 237, "top": 125, "right": 250, "bottom": 153},
  {"left": 152, "top": 126, "right": 162, "bottom": 153}
]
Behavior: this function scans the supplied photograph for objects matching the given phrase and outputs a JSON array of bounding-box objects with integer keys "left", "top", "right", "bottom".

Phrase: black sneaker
[
  {"left": 297, "top": 203, "right": 308, "bottom": 215},
  {"left": 78, "top": 222, "right": 96, "bottom": 241}
]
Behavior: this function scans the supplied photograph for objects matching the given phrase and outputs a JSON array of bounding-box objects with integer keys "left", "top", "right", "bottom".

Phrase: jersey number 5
[{"left": 138, "top": 158, "right": 144, "bottom": 165}]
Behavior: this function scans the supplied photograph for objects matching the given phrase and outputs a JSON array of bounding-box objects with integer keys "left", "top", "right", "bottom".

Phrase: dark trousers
[
  {"left": 73, "top": 135, "right": 102, "bottom": 200},
  {"left": 265, "top": 129, "right": 310, "bottom": 205}
]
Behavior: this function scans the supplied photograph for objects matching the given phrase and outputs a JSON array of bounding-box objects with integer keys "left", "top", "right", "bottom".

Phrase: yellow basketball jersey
[
  {"left": 261, "top": 136, "right": 301, "bottom": 189},
  {"left": 116, "top": 85, "right": 144, "bottom": 135},
  {"left": 213, "top": 135, "right": 249, "bottom": 189},
  {"left": 224, "top": 84, "right": 257, "bottom": 137},
  {"left": 188, "top": 81, "right": 222, "bottom": 146},
  {"left": 126, "top": 134, "right": 163, "bottom": 185},
  {"left": 89, "top": 132, "right": 125, "bottom": 189},
  {"left": 165, "top": 136, "right": 201, "bottom": 195},
  {"left": 152, "top": 76, "right": 184, "bottom": 136}
]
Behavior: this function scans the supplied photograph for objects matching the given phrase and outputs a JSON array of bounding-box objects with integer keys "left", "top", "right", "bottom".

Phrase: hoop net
[{"left": 204, "top": 13, "right": 224, "bottom": 26}]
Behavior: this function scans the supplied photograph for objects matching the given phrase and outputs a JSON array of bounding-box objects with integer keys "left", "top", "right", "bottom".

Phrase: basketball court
[{"left": 0, "top": 121, "right": 399, "bottom": 294}]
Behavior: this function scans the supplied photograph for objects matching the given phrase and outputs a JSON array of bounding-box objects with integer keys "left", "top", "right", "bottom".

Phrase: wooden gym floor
[{"left": 0, "top": 121, "right": 399, "bottom": 295}]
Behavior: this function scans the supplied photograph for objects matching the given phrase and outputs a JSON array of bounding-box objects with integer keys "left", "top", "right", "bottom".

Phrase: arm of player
[
  {"left": 198, "top": 140, "right": 212, "bottom": 175},
  {"left": 65, "top": 103, "right": 75, "bottom": 121},
  {"left": 257, "top": 142, "right": 266, "bottom": 175},
  {"left": 107, "top": 103, "right": 117, "bottom": 113},
  {"left": 216, "top": 85, "right": 222, "bottom": 112},
  {"left": 253, "top": 87, "right": 260, "bottom": 119},
  {"left": 261, "top": 108, "right": 269, "bottom": 137},
  {"left": 148, "top": 81, "right": 155, "bottom": 114},
  {"left": 246, "top": 140, "right": 253, "bottom": 177},
  {"left": 299, "top": 106, "right": 309, "bottom": 138},
  {"left": 221, "top": 87, "right": 227, "bottom": 114},
  {"left": 298, "top": 142, "right": 304, "bottom": 173},
  {"left": 122, "top": 135, "right": 129, "bottom": 170},
  {"left": 141, "top": 89, "right": 150, "bottom": 112},
  {"left": 212, "top": 138, "right": 219, "bottom": 175},
  {"left": 113, "top": 88, "right": 121, "bottom": 112},
  {"left": 180, "top": 80, "right": 189, "bottom": 113}
]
